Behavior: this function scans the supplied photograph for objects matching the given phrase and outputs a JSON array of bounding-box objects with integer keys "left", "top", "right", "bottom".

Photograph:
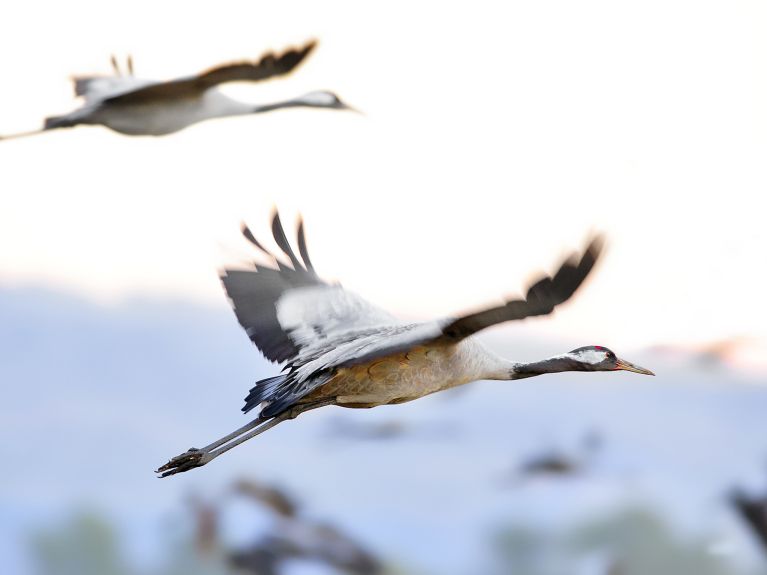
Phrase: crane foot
[{"left": 156, "top": 448, "right": 213, "bottom": 478}]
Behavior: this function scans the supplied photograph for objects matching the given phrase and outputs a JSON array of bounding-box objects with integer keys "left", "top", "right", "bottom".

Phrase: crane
[
  {"left": 229, "top": 480, "right": 383, "bottom": 575},
  {"left": 1, "top": 40, "right": 356, "bottom": 139},
  {"left": 157, "top": 212, "right": 653, "bottom": 477}
]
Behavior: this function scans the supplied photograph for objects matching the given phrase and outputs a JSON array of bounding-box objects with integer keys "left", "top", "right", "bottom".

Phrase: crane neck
[
  {"left": 508, "top": 354, "right": 588, "bottom": 380},
  {"left": 252, "top": 98, "right": 309, "bottom": 114},
  {"left": 480, "top": 353, "right": 585, "bottom": 381}
]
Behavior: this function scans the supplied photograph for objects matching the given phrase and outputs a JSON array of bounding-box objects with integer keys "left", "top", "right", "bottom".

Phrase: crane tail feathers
[
  {"left": 243, "top": 369, "right": 334, "bottom": 419},
  {"left": 259, "top": 372, "right": 334, "bottom": 419},
  {"left": 243, "top": 374, "right": 289, "bottom": 414},
  {"left": 43, "top": 115, "right": 77, "bottom": 131}
]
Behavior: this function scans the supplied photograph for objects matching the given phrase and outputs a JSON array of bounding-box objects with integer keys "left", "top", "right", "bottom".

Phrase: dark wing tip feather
[
  {"left": 274, "top": 39, "right": 317, "bottom": 71},
  {"left": 241, "top": 223, "right": 272, "bottom": 255},
  {"left": 527, "top": 234, "right": 604, "bottom": 307},
  {"left": 292, "top": 39, "right": 317, "bottom": 63},
  {"left": 271, "top": 212, "right": 304, "bottom": 270},
  {"left": 582, "top": 234, "right": 604, "bottom": 270},
  {"left": 442, "top": 234, "right": 605, "bottom": 340},
  {"left": 106, "top": 40, "right": 319, "bottom": 106},
  {"left": 240, "top": 210, "right": 316, "bottom": 272},
  {"left": 296, "top": 218, "right": 315, "bottom": 272},
  {"left": 197, "top": 39, "right": 318, "bottom": 88},
  {"left": 221, "top": 212, "right": 325, "bottom": 365}
]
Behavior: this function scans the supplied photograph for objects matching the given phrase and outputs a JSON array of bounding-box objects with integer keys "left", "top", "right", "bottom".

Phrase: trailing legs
[{"left": 155, "top": 399, "right": 336, "bottom": 477}]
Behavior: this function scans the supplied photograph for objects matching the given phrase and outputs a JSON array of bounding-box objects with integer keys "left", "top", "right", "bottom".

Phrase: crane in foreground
[
  {"left": 1, "top": 40, "right": 355, "bottom": 139},
  {"left": 157, "top": 212, "right": 654, "bottom": 477}
]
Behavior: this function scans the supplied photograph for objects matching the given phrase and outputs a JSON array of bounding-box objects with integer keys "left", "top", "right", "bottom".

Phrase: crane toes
[{"left": 156, "top": 447, "right": 213, "bottom": 478}]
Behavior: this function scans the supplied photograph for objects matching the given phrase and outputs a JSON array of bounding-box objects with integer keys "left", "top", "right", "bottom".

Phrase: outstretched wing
[
  {"left": 313, "top": 235, "right": 605, "bottom": 370},
  {"left": 102, "top": 41, "right": 316, "bottom": 106},
  {"left": 440, "top": 236, "right": 604, "bottom": 339},
  {"left": 251, "top": 235, "right": 604, "bottom": 417},
  {"left": 220, "top": 211, "right": 399, "bottom": 364}
]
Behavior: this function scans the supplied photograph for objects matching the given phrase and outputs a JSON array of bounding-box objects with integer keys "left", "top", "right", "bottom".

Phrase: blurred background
[{"left": 2, "top": 1, "right": 767, "bottom": 573}]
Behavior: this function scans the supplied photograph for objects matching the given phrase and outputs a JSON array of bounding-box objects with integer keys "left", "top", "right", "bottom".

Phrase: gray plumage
[
  {"left": 1, "top": 41, "right": 357, "bottom": 140},
  {"left": 221, "top": 213, "right": 601, "bottom": 419},
  {"left": 157, "top": 211, "right": 653, "bottom": 477}
]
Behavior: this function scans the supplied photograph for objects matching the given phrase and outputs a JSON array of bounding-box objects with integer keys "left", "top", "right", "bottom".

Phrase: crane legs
[{"left": 155, "top": 399, "right": 336, "bottom": 477}]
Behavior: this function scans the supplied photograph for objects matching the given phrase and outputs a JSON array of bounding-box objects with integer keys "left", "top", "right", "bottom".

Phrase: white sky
[{"left": 1, "top": 0, "right": 766, "bottom": 353}]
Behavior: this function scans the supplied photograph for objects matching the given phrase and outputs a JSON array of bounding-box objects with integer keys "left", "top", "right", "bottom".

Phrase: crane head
[{"left": 568, "top": 345, "right": 655, "bottom": 375}]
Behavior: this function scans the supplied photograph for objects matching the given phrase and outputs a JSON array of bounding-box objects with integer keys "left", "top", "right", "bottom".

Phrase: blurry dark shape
[
  {"left": 229, "top": 526, "right": 382, "bottom": 575},
  {"left": 517, "top": 450, "right": 580, "bottom": 477},
  {"left": 233, "top": 479, "right": 299, "bottom": 518},
  {"left": 730, "top": 486, "right": 767, "bottom": 555},
  {"left": 326, "top": 417, "right": 409, "bottom": 441},
  {"left": 191, "top": 477, "right": 384, "bottom": 574},
  {"left": 158, "top": 211, "right": 653, "bottom": 477},
  {"left": 188, "top": 495, "right": 220, "bottom": 556},
  {"left": 232, "top": 478, "right": 382, "bottom": 574},
  {"left": 0, "top": 40, "right": 358, "bottom": 140},
  {"left": 229, "top": 545, "right": 280, "bottom": 575},
  {"left": 179, "top": 478, "right": 383, "bottom": 573},
  {"left": 324, "top": 416, "right": 459, "bottom": 442},
  {"left": 510, "top": 430, "right": 602, "bottom": 482}
]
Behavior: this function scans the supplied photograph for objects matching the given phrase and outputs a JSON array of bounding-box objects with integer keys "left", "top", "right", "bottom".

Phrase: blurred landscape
[{"left": 4, "top": 283, "right": 767, "bottom": 574}]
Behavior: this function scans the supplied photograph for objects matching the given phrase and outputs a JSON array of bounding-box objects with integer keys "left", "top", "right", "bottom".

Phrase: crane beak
[
  {"left": 615, "top": 358, "right": 655, "bottom": 376},
  {"left": 341, "top": 103, "right": 364, "bottom": 115}
]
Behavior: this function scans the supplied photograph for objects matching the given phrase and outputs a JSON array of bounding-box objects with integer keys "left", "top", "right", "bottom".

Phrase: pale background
[{"left": 2, "top": 0, "right": 766, "bottom": 355}]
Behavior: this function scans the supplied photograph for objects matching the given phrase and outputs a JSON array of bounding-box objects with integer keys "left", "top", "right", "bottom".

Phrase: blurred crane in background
[
  {"left": 0, "top": 40, "right": 356, "bottom": 139},
  {"left": 730, "top": 484, "right": 767, "bottom": 556},
  {"left": 509, "top": 430, "right": 603, "bottom": 483},
  {"left": 158, "top": 211, "right": 654, "bottom": 477},
  {"left": 190, "top": 478, "right": 382, "bottom": 575},
  {"left": 230, "top": 479, "right": 382, "bottom": 575}
]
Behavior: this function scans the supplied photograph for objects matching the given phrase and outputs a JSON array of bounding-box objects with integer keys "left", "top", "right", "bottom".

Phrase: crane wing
[
  {"left": 101, "top": 41, "right": 316, "bottom": 105},
  {"left": 239, "top": 230, "right": 602, "bottom": 418},
  {"left": 73, "top": 75, "right": 156, "bottom": 103},
  {"left": 220, "top": 211, "right": 399, "bottom": 364},
  {"left": 302, "top": 235, "right": 604, "bottom": 370},
  {"left": 439, "top": 235, "right": 603, "bottom": 339}
]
